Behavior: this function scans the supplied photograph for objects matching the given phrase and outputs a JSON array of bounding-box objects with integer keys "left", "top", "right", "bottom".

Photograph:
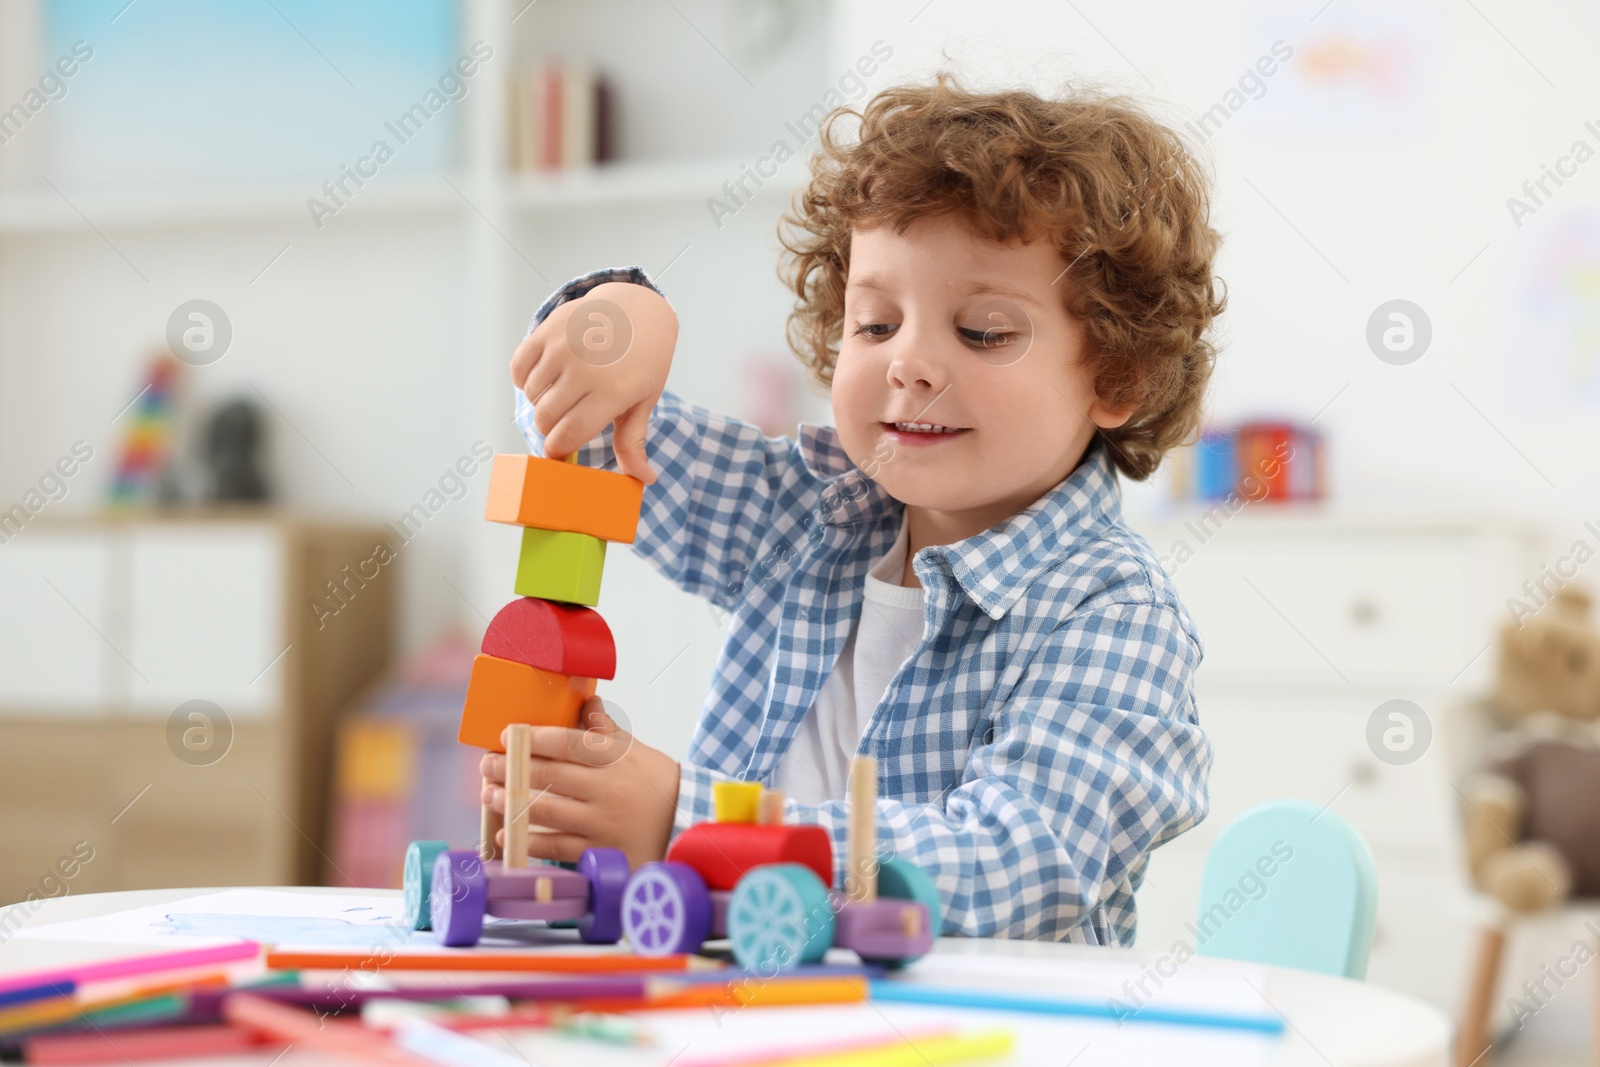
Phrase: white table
[{"left": 0, "top": 888, "right": 1451, "bottom": 1067}]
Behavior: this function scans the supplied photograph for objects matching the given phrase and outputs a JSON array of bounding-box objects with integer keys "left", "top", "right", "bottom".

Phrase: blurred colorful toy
[
  {"left": 106, "top": 355, "right": 182, "bottom": 509},
  {"left": 620, "top": 757, "right": 940, "bottom": 971}
]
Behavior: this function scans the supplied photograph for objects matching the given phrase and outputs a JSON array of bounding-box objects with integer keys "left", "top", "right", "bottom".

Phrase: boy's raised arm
[
  {"left": 512, "top": 266, "right": 813, "bottom": 609},
  {"left": 678, "top": 597, "right": 1211, "bottom": 942}
]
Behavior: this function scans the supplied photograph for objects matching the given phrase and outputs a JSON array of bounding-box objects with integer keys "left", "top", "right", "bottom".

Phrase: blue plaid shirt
[{"left": 514, "top": 267, "right": 1211, "bottom": 945}]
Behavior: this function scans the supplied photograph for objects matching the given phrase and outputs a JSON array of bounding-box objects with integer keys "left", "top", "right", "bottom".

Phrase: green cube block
[{"left": 514, "top": 527, "right": 606, "bottom": 605}]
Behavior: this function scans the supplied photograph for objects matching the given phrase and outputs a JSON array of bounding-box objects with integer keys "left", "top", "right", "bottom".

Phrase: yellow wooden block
[{"left": 713, "top": 781, "right": 764, "bottom": 823}]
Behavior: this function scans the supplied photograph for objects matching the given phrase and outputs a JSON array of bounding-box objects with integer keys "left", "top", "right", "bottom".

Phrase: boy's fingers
[
  {"left": 512, "top": 787, "right": 593, "bottom": 834},
  {"left": 480, "top": 751, "right": 504, "bottom": 784},
  {"left": 612, "top": 399, "right": 657, "bottom": 485},
  {"left": 481, "top": 779, "right": 591, "bottom": 831},
  {"left": 544, "top": 392, "right": 609, "bottom": 460},
  {"left": 510, "top": 331, "right": 544, "bottom": 390},
  {"left": 526, "top": 725, "right": 625, "bottom": 772},
  {"left": 527, "top": 831, "right": 591, "bottom": 866}
]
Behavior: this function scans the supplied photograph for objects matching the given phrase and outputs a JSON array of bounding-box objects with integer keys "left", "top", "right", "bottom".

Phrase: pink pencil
[{"left": 0, "top": 943, "right": 260, "bottom": 997}]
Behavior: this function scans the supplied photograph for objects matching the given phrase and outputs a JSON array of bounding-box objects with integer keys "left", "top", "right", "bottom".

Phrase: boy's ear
[{"left": 1089, "top": 397, "right": 1139, "bottom": 431}]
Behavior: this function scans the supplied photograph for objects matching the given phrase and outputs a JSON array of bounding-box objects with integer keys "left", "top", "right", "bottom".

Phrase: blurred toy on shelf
[
  {"left": 105, "top": 354, "right": 183, "bottom": 511},
  {"left": 202, "top": 397, "right": 271, "bottom": 503},
  {"left": 1167, "top": 419, "right": 1325, "bottom": 505},
  {"left": 325, "top": 629, "right": 482, "bottom": 890}
]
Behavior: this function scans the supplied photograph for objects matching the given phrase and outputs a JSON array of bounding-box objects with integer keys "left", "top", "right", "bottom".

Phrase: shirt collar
[{"left": 796, "top": 422, "right": 1124, "bottom": 620}]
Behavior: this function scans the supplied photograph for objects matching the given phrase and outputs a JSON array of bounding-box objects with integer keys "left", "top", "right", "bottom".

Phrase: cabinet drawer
[
  {"left": 125, "top": 527, "right": 284, "bottom": 718},
  {"left": 1149, "top": 529, "right": 1506, "bottom": 688},
  {"left": 0, "top": 532, "right": 113, "bottom": 711}
]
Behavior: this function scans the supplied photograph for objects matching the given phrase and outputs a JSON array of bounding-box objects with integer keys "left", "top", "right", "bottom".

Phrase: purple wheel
[
  {"left": 575, "top": 847, "right": 630, "bottom": 945},
  {"left": 621, "top": 862, "right": 711, "bottom": 956},
  {"left": 430, "top": 850, "right": 488, "bottom": 947}
]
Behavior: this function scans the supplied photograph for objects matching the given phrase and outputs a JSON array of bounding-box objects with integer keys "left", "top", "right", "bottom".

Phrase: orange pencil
[{"left": 573, "top": 975, "right": 868, "bottom": 1013}]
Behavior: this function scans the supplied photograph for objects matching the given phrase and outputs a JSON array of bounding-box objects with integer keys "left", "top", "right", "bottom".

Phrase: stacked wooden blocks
[{"left": 465, "top": 452, "right": 644, "bottom": 858}]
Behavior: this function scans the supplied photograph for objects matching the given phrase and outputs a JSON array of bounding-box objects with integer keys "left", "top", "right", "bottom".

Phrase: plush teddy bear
[{"left": 1461, "top": 585, "right": 1600, "bottom": 913}]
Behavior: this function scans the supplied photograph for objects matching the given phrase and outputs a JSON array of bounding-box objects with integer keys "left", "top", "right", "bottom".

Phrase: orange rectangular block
[
  {"left": 485, "top": 454, "right": 644, "bottom": 544},
  {"left": 459, "top": 654, "right": 595, "bottom": 752}
]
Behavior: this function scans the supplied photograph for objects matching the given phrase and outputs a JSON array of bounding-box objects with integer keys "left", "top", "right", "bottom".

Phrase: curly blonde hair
[{"left": 777, "top": 72, "right": 1227, "bottom": 480}]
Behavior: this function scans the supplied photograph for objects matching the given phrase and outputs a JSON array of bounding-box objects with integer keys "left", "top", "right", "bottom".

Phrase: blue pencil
[
  {"left": 0, "top": 981, "right": 74, "bottom": 1009},
  {"left": 868, "top": 981, "right": 1286, "bottom": 1035}
]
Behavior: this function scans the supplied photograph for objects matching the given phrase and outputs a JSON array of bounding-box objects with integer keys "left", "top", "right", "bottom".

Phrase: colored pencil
[
  {"left": 222, "top": 993, "right": 431, "bottom": 1067},
  {"left": 787, "top": 1029, "right": 1013, "bottom": 1067},
  {"left": 0, "top": 983, "right": 74, "bottom": 1010},
  {"left": 22, "top": 1023, "right": 280, "bottom": 1065},
  {"left": 0, "top": 970, "right": 229, "bottom": 1038},
  {"left": 869, "top": 981, "right": 1286, "bottom": 1035},
  {"left": 226, "top": 974, "right": 650, "bottom": 1009},
  {"left": 676, "top": 1025, "right": 961, "bottom": 1067},
  {"left": 265, "top": 947, "right": 716, "bottom": 973},
  {"left": 574, "top": 974, "right": 868, "bottom": 1013},
  {"left": 0, "top": 942, "right": 259, "bottom": 997},
  {"left": 391, "top": 1016, "right": 529, "bottom": 1067}
]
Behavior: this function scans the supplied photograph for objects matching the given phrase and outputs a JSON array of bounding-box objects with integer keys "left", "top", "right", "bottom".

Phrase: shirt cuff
[{"left": 526, "top": 264, "right": 672, "bottom": 335}]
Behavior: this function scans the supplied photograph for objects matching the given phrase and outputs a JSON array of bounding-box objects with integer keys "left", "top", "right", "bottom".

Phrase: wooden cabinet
[
  {"left": 1125, "top": 509, "right": 1541, "bottom": 1010},
  {"left": 0, "top": 515, "right": 393, "bottom": 901}
]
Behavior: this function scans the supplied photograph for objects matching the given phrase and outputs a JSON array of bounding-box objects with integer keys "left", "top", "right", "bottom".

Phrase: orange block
[
  {"left": 484, "top": 454, "right": 644, "bottom": 543},
  {"left": 459, "top": 654, "right": 596, "bottom": 752}
]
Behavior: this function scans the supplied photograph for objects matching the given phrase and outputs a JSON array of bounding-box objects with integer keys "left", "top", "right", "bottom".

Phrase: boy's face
[{"left": 833, "top": 214, "right": 1133, "bottom": 525}]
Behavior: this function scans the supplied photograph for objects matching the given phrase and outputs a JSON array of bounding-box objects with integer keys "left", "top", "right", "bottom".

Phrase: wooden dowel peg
[
  {"left": 846, "top": 756, "right": 877, "bottom": 903},
  {"left": 759, "top": 788, "right": 786, "bottom": 825},
  {"left": 504, "top": 724, "right": 533, "bottom": 870}
]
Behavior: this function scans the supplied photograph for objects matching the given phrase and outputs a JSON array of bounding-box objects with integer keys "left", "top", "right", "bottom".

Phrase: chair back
[{"left": 1195, "top": 799, "right": 1378, "bottom": 979}]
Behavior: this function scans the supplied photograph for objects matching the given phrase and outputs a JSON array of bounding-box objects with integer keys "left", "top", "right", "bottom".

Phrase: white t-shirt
[{"left": 774, "top": 512, "right": 926, "bottom": 804}]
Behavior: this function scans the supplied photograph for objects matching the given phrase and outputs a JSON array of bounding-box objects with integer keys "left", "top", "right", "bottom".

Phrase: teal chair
[{"left": 1195, "top": 799, "right": 1378, "bottom": 979}]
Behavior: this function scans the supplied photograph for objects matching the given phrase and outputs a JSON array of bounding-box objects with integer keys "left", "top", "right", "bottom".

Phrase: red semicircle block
[{"left": 481, "top": 597, "right": 616, "bottom": 680}]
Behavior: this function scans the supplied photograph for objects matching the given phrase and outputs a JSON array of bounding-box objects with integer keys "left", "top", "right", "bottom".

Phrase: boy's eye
[
  {"left": 960, "top": 326, "right": 1015, "bottom": 348},
  {"left": 852, "top": 323, "right": 897, "bottom": 339}
]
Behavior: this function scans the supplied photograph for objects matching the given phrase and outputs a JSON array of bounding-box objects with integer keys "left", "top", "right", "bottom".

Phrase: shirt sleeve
[
  {"left": 513, "top": 266, "right": 819, "bottom": 611},
  {"left": 678, "top": 598, "right": 1212, "bottom": 941}
]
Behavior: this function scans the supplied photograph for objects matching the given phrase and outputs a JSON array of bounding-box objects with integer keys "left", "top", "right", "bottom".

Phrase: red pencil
[
  {"left": 23, "top": 1024, "right": 280, "bottom": 1066},
  {"left": 223, "top": 993, "right": 431, "bottom": 1067}
]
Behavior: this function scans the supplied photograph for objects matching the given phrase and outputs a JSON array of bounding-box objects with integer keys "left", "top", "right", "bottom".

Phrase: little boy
[{"left": 483, "top": 73, "right": 1225, "bottom": 945}]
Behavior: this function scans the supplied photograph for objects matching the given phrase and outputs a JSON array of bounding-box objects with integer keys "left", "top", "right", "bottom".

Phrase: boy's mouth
[{"left": 882, "top": 420, "right": 971, "bottom": 442}]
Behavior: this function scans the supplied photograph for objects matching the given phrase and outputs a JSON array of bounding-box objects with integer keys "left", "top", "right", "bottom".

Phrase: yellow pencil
[
  {"left": 781, "top": 1029, "right": 1014, "bottom": 1067},
  {"left": 680, "top": 1027, "right": 1014, "bottom": 1067}
]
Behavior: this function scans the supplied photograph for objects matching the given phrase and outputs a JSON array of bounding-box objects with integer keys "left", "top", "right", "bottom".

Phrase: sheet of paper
[{"left": 12, "top": 890, "right": 410, "bottom": 948}]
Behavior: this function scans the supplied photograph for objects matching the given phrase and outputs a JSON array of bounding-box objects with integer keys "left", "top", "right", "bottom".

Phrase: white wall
[{"left": 831, "top": 0, "right": 1600, "bottom": 531}]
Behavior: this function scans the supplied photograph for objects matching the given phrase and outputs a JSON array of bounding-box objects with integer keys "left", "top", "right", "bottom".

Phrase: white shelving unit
[{"left": 0, "top": 0, "right": 830, "bottom": 765}]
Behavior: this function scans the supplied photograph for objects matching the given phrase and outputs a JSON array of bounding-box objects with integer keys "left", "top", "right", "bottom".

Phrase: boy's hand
[
  {"left": 511, "top": 281, "right": 676, "bottom": 485},
  {"left": 479, "top": 697, "right": 680, "bottom": 871}
]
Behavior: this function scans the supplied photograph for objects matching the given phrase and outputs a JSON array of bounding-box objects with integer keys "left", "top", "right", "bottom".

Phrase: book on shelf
[{"left": 506, "top": 58, "right": 613, "bottom": 173}]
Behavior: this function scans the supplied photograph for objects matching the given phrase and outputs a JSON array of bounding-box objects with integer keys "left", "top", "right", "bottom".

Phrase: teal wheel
[
  {"left": 402, "top": 840, "right": 449, "bottom": 931},
  {"left": 871, "top": 857, "right": 941, "bottom": 967},
  {"left": 727, "top": 863, "right": 835, "bottom": 973}
]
